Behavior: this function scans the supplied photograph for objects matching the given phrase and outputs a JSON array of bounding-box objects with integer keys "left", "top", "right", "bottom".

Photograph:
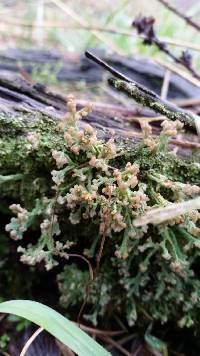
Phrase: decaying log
[
  {"left": 0, "top": 48, "right": 200, "bottom": 99},
  {"left": 0, "top": 49, "right": 199, "bottom": 159}
]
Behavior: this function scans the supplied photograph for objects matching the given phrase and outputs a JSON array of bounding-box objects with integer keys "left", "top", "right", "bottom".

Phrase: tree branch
[
  {"left": 108, "top": 78, "right": 198, "bottom": 133},
  {"left": 132, "top": 15, "right": 200, "bottom": 81},
  {"left": 85, "top": 51, "right": 199, "bottom": 134}
]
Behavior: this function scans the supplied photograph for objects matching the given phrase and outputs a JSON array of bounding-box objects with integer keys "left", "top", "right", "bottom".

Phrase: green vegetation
[
  {"left": 0, "top": 2, "right": 200, "bottom": 352},
  {"left": 0, "top": 97, "right": 199, "bottom": 334},
  {"left": 0, "top": 300, "right": 110, "bottom": 356}
]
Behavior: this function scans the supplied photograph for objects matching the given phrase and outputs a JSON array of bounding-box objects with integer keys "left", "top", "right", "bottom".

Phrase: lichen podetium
[{"left": 0, "top": 96, "right": 200, "bottom": 329}]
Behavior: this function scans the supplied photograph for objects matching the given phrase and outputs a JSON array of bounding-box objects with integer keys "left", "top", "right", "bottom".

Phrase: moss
[
  {"left": 0, "top": 113, "right": 26, "bottom": 136},
  {"left": 0, "top": 114, "right": 58, "bottom": 168},
  {"left": 112, "top": 145, "right": 200, "bottom": 184}
]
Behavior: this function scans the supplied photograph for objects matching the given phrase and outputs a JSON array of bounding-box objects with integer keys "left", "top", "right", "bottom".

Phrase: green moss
[{"left": 113, "top": 146, "right": 200, "bottom": 184}]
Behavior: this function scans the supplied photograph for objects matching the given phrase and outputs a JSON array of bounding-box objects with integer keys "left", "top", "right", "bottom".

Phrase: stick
[
  {"left": 109, "top": 78, "right": 197, "bottom": 133},
  {"left": 85, "top": 51, "right": 133, "bottom": 83},
  {"left": 100, "top": 335, "right": 132, "bottom": 356},
  {"left": 157, "top": 0, "right": 200, "bottom": 33},
  {"left": 85, "top": 51, "right": 199, "bottom": 134}
]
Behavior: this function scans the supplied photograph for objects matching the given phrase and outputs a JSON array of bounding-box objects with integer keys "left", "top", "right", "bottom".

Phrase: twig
[
  {"left": 96, "top": 231, "right": 107, "bottom": 274},
  {"left": 96, "top": 209, "right": 111, "bottom": 275},
  {"left": 76, "top": 323, "right": 126, "bottom": 336},
  {"left": 101, "top": 335, "right": 132, "bottom": 356},
  {"left": 56, "top": 340, "right": 75, "bottom": 356},
  {"left": 0, "top": 314, "right": 5, "bottom": 322},
  {"left": 132, "top": 15, "right": 200, "bottom": 81},
  {"left": 33, "top": 0, "right": 45, "bottom": 46},
  {"left": 20, "top": 327, "right": 43, "bottom": 356},
  {"left": 173, "top": 97, "right": 200, "bottom": 108},
  {"left": 170, "top": 138, "right": 200, "bottom": 150},
  {"left": 85, "top": 51, "right": 199, "bottom": 134},
  {"left": 110, "top": 125, "right": 200, "bottom": 149},
  {"left": 76, "top": 99, "right": 153, "bottom": 117},
  {"left": 157, "top": 0, "right": 200, "bottom": 33},
  {"left": 57, "top": 251, "right": 94, "bottom": 324},
  {"left": 132, "top": 345, "right": 143, "bottom": 356},
  {"left": 107, "top": 333, "right": 138, "bottom": 351},
  {"left": 77, "top": 281, "right": 91, "bottom": 325},
  {"left": 85, "top": 50, "right": 133, "bottom": 82},
  {"left": 109, "top": 78, "right": 199, "bottom": 134},
  {"left": 67, "top": 254, "right": 94, "bottom": 280}
]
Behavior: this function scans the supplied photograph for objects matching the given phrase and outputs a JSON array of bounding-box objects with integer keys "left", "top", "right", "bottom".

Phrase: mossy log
[
  {"left": 0, "top": 51, "right": 200, "bottom": 353},
  {"left": 1, "top": 48, "right": 200, "bottom": 99},
  {"left": 0, "top": 68, "right": 199, "bottom": 151},
  {"left": 0, "top": 67, "right": 199, "bottom": 215}
]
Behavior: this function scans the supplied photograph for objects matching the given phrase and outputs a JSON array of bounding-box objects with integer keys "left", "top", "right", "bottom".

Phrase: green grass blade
[{"left": 0, "top": 300, "right": 111, "bottom": 356}]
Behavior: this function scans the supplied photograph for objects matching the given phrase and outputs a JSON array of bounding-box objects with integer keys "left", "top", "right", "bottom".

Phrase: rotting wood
[{"left": 0, "top": 51, "right": 198, "bottom": 158}]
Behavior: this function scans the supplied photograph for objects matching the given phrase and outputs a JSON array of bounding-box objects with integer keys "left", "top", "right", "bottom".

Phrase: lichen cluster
[{"left": 0, "top": 97, "right": 200, "bottom": 329}]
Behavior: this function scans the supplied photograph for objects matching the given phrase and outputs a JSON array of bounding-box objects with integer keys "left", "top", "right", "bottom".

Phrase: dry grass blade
[
  {"left": 155, "top": 57, "right": 200, "bottom": 89},
  {"left": 2, "top": 17, "right": 200, "bottom": 53},
  {"left": 161, "top": 69, "right": 171, "bottom": 99},
  {"left": 20, "top": 327, "right": 43, "bottom": 356},
  {"left": 50, "top": 0, "right": 124, "bottom": 55},
  {"left": 133, "top": 197, "right": 200, "bottom": 227},
  {"left": 157, "top": 0, "right": 200, "bottom": 33},
  {"left": 173, "top": 97, "right": 200, "bottom": 108}
]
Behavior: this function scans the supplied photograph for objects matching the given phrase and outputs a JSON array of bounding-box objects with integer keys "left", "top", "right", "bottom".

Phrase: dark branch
[
  {"left": 85, "top": 51, "right": 133, "bottom": 82},
  {"left": 132, "top": 15, "right": 200, "bottom": 81},
  {"left": 85, "top": 51, "right": 199, "bottom": 134}
]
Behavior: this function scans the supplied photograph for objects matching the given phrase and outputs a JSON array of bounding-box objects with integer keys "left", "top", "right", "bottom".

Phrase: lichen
[
  {"left": 0, "top": 97, "right": 200, "bottom": 331},
  {"left": 109, "top": 78, "right": 197, "bottom": 132}
]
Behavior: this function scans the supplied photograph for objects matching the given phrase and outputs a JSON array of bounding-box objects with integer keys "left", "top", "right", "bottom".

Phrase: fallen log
[
  {"left": 0, "top": 50, "right": 200, "bottom": 345},
  {"left": 0, "top": 68, "right": 199, "bottom": 159},
  {"left": 0, "top": 48, "right": 200, "bottom": 99}
]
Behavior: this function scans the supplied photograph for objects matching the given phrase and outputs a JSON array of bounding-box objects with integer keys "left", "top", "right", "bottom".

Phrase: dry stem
[{"left": 157, "top": 0, "right": 200, "bottom": 33}]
